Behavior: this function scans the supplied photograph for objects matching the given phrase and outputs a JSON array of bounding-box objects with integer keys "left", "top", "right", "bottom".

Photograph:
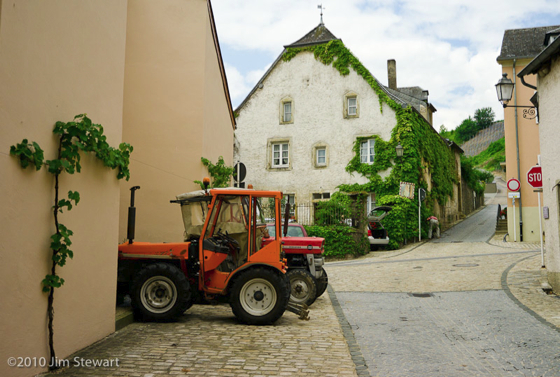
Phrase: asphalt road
[
  {"left": 431, "top": 204, "right": 499, "bottom": 243},
  {"left": 330, "top": 189, "right": 560, "bottom": 376}
]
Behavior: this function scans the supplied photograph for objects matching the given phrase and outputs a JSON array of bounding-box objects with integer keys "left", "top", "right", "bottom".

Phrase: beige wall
[
  {"left": 120, "top": 0, "right": 234, "bottom": 243},
  {"left": 499, "top": 60, "right": 541, "bottom": 242},
  {"left": 0, "top": 1, "right": 128, "bottom": 376},
  {"left": 537, "top": 55, "right": 560, "bottom": 290}
]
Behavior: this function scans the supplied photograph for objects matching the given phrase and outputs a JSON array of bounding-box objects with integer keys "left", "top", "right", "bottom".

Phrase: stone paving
[{"left": 44, "top": 293, "right": 357, "bottom": 377}]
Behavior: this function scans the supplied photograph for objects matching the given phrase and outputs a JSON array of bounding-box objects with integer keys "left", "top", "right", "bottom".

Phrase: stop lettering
[{"left": 527, "top": 166, "right": 543, "bottom": 188}]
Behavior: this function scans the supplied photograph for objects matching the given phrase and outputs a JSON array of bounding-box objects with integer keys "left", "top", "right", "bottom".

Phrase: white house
[{"left": 234, "top": 23, "right": 439, "bottom": 221}]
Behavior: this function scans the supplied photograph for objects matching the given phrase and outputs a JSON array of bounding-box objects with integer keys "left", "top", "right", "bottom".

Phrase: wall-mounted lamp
[
  {"left": 495, "top": 73, "right": 537, "bottom": 120},
  {"left": 395, "top": 142, "right": 404, "bottom": 159}
]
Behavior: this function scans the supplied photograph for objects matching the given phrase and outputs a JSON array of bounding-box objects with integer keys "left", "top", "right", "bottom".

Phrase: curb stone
[{"left": 327, "top": 285, "right": 371, "bottom": 377}]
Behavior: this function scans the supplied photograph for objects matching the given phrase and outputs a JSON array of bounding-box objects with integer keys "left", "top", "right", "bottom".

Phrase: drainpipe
[{"left": 513, "top": 59, "right": 523, "bottom": 241}]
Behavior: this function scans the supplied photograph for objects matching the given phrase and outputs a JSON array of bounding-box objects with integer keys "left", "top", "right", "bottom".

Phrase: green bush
[
  {"left": 304, "top": 225, "right": 368, "bottom": 258},
  {"left": 314, "top": 192, "right": 352, "bottom": 225},
  {"left": 376, "top": 195, "right": 431, "bottom": 249}
]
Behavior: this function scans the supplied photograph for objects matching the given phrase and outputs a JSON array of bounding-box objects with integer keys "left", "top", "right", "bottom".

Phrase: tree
[
  {"left": 474, "top": 107, "right": 495, "bottom": 131},
  {"left": 455, "top": 116, "right": 477, "bottom": 143}
]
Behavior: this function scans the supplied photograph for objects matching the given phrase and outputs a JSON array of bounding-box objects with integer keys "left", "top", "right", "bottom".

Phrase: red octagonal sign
[{"left": 527, "top": 165, "right": 543, "bottom": 188}]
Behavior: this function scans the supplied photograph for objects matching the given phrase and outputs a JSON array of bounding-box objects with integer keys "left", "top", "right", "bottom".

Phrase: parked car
[
  {"left": 266, "top": 223, "right": 306, "bottom": 238},
  {"left": 367, "top": 206, "right": 392, "bottom": 251}
]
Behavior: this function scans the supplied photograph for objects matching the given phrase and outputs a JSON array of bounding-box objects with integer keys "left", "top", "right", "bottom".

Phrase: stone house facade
[{"left": 234, "top": 23, "right": 461, "bottom": 226}]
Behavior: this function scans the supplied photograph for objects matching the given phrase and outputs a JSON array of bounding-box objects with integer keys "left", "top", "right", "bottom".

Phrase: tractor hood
[{"left": 262, "top": 236, "right": 324, "bottom": 255}]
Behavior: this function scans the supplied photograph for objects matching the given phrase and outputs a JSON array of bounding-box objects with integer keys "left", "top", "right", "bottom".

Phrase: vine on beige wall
[{"left": 10, "top": 114, "right": 133, "bottom": 370}]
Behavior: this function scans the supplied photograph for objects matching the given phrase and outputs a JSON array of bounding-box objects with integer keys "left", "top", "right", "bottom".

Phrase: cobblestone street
[{"left": 45, "top": 294, "right": 357, "bottom": 377}]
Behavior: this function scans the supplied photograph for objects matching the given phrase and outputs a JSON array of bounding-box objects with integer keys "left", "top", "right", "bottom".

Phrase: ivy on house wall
[{"left": 283, "top": 40, "right": 459, "bottom": 248}]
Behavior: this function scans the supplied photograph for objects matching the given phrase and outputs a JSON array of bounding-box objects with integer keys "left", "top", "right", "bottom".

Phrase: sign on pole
[
  {"left": 233, "top": 162, "right": 246, "bottom": 188},
  {"left": 527, "top": 165, "right": 543, "bottom": 189},
  {"left": 507, "top": 178, "right": 520, "bottom": 192}
]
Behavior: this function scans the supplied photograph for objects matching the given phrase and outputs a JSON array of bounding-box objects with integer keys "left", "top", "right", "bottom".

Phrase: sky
[{"left": 211, "top": 0, "right": 560, "bottom": 130}]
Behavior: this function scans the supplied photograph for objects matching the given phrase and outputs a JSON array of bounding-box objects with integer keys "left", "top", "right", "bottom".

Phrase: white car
[{"left": 367, "top": 206, "right": 392, "bottom": 251}]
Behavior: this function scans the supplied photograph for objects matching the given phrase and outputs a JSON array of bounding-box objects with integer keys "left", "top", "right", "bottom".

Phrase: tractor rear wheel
[
  {"left": 286, "top": 268, "right": 318, "bottom": 306},
  {"left": 131, "top": 263, "right": 192, "bottom": 321},
  {"left": 316, "top": 269, "right": 328, "bottom": 298},
  {"left": 230, "top": 268, "right": 289, "bottom": 325}
]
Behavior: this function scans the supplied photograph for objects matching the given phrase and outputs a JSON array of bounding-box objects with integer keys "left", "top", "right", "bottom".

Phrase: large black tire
[
  {"left": 286, "top": 268, "right": 318, "bottom": 306},
  {"left": 230, "top": 267, "right": 289, "bottom": 325},
  {"left": 131, "top": 263, "right": 192, "bottom": 322},
  {"left": 316, "top": 269, "right": 328, "bottom": 298}
]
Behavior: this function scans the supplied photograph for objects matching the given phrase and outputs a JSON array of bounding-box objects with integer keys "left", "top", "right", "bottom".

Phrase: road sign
[
  {"left": 527, "top": 165, "right": 543, "bottom": 189},
  {"left": 233, "top": 162, "right": 246, "bottom": 188},
  {"left": 508, "top": 192, "right": 520, "bottom": 198},
  {"left": 418, "top": 188, "right": 426, "bottom": 202},
  {"left": 507, "top": 178, "right": 520, "bottom": 192}
]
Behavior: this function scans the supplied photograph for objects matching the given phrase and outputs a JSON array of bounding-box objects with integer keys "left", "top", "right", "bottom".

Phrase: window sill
[{"left": 269, "top": 166, "right": 291, "bottom": 171}]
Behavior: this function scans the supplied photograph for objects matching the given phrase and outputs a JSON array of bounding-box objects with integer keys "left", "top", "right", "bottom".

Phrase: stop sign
[{"left": 527, "top": 166, "right": 543, "bottom": 188}]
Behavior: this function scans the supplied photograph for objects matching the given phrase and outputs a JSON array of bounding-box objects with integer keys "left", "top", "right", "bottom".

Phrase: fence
[{"left": 292, "top": 202, "right": 363, "bottom": 227}]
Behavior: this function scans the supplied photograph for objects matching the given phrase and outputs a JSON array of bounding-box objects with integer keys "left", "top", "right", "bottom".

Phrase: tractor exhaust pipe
[{"left": 127, "top": 186, "right": 141, "bottom": 244}]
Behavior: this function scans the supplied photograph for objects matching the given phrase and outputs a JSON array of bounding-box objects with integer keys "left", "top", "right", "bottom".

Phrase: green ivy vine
[
  {"left": 10, "top": 114, "right": 133, "bottom": 370},
  {"left": 194, "top": 156, "right": 234, "bottom": 189},
  {"left": 283, "top": 40, "right": 458, "bottom": 249}
]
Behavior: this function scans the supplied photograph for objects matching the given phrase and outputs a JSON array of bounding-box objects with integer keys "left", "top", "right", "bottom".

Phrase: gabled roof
[
  {"left": 497, "top": 25, "right": 560, "bottom": 61},
  {"left": 235, "top": 24, "right": 432, "bottom": 119},
  {"left": 284, "top": 24, "right": 340, "bottom": 48}
]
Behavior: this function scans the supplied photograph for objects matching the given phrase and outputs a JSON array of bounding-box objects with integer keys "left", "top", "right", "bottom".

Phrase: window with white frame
[
  {"left": 283, "top": 101, "right": 292, "bottom": 122},
  {"left": 272, "top": 142, "right": 289, "bottom": 168},
  {"left": 348, "top": 97, "right": 357, "bottom": 116},
  {"left": 316, "top": 147, "right": 326, "bottom": 166},
  {"left": 360, "top": 139, "right": 375, "bottom": 164},
  {"left": 344, "top": 92, "right": 359, "bottom": 118}
]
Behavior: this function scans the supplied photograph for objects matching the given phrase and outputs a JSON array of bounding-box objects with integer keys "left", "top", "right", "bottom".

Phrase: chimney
[{"left": 387, "top": 59, "right": 397, "bottom": 90}]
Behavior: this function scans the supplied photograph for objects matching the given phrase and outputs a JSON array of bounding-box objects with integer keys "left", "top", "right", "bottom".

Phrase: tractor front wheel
[
  {"left": 230, "top": 268, "right": 289, "bottom": 325},
  {"left": 131, "top": 263, "right": 192, "bottom": 321},
  {"left": 286, "top": 268, "right": 318, "bottom": 306}
]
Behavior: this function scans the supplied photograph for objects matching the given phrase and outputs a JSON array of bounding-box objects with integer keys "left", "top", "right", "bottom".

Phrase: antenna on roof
[{"left": 317, "top": 4, "right": 325, "bottom": 25}]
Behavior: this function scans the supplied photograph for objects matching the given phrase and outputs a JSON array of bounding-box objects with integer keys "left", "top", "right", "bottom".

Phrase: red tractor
[{"left": 117, "top": 182, "right": 309, "bottom": 325}]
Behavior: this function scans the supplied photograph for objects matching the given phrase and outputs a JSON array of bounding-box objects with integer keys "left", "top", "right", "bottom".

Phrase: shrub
[{"left": 304, "top": 225, "right": 368, "bottom": 258}]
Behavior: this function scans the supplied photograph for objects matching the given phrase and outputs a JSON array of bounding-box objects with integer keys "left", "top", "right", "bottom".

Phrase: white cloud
[{"left": 213, "top": 0, "right": 560, "bottom": 128}]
